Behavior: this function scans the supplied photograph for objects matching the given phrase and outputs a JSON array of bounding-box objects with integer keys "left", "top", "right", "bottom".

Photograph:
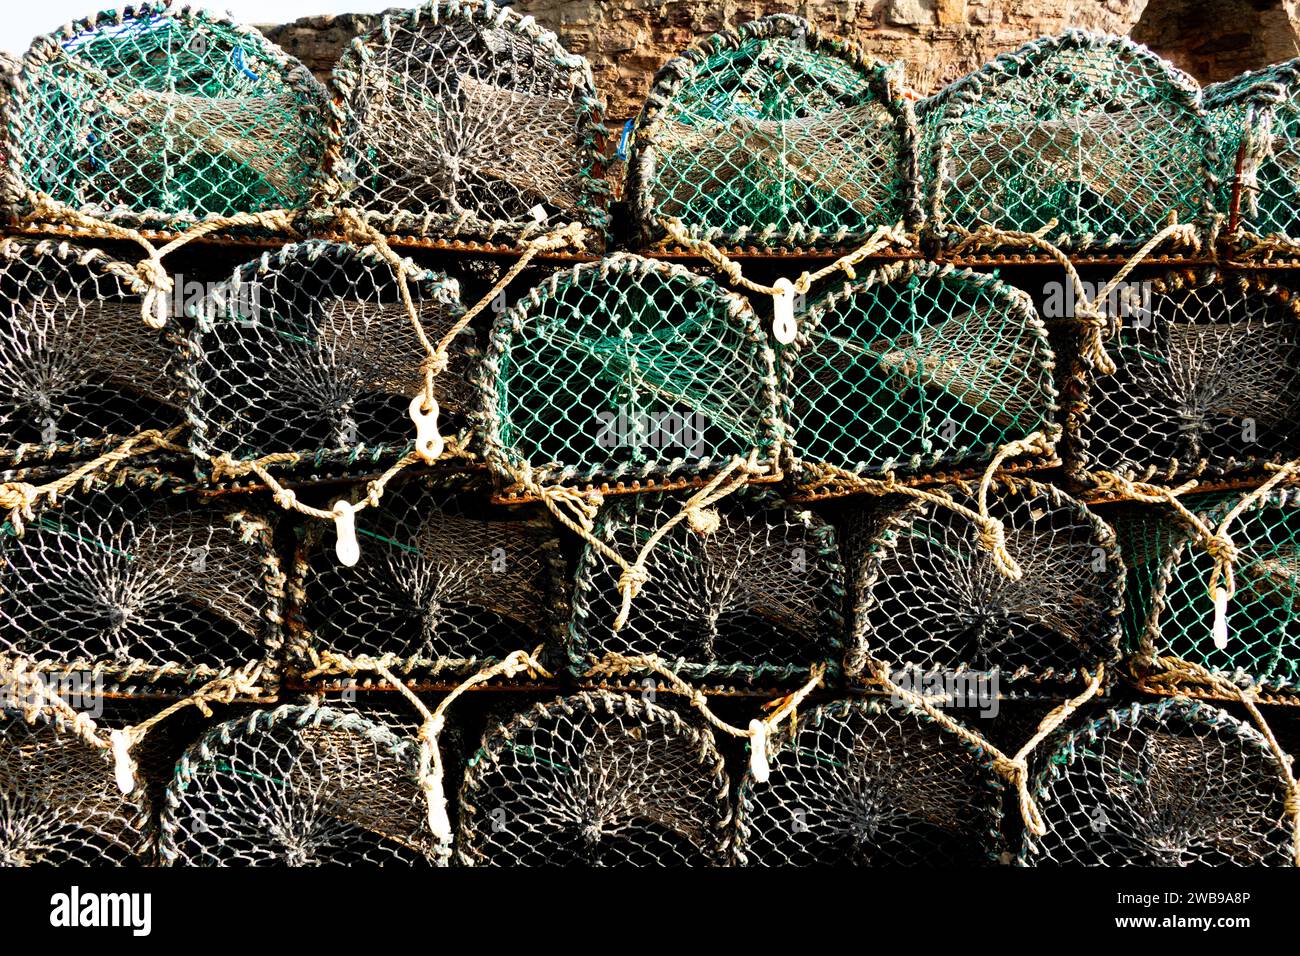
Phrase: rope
[{"left": 584, "top": 652, "right": 826, "bottom": 783}]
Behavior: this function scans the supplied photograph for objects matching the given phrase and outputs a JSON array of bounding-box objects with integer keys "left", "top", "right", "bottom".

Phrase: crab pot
[
  {"left": 843, "top": 478, "right": 1123, "bottom": 694},
  {"left": 920, "top": 30, "right": 1215, "bottom": 250},
  {"left": 290, "top": 473, "right": 568, "bottom": 685},
  {"left": 1114, "top": 488, "right": 1300, "bottom": 703},
  {"left": 1063, "top": 270, "right": 1300, "bottom": 486},
  {"left": 784, "top": 262, "right": 1057, "bottom": 483},
  {"left": 184, "top": 240, "right": 471, "bottom": 476},
  {"left": 734, "top": 698, "right": 1006, "bottom": 866},
  {"left": 569, "top": 489, "right": 844, "bottom": 686},
  {"left": 160, "top": 704, "right": 445, "bottom": 865},
  {"left": 4, "top": 4, "right": 327, "bottom": 229},
  {"left": 458, "top": 691, "right": 731, "bottom": 866},
  {"left": 0, "top": 469, "right": 283, "bottom": 696},
  {"left": 629, "top": 13, "right": 918, "bottom": 249},
  {"left": 481, "top": 254, "right": 783, "bottom": 497},
  {"left": 0, "top": 238, "right": 183, "bottom": 466},
  {"left": 1023, "top": 698, "right": 1296, "bottom": 866},
  {"left": 325, "top": 0, "right": 610, "bottom": 244}
]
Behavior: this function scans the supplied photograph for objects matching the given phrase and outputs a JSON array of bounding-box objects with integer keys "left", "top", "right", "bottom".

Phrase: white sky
[{"left": 0, "top": 1, "right": 400, "bottom": 55}]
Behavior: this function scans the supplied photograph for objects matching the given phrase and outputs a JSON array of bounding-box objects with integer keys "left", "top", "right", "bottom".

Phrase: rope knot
[
  {"left": 273, "top": 487, "right": 299, "bottom": 511},
  {"left": 0, "top": 480, "right": 38, "bottom": 515},
  {"left": 685, "top": 505, "right": 720, "bottom": 535},
  {"left": 976, "top": 517, "right": 1023, "bottom": 580}
]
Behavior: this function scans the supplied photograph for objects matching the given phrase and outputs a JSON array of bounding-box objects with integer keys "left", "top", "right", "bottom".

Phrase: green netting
[
  {"left": 1114, "top": 489, "right": 1300, "bottom": 699},
  {"left": 5, "top": 3, "right": 327, "bottom": 228},
  {"left": 783, "top": 261, "right": 1057, "bottom": 479},
  {"left": 325, "top": 0, "right": 610, "bottom": 243},
  {"left": 920, "top": 30, "right": 1216, "bottom": 250},
  {"left": 480, "top": 254, "right": 783, "bottom": 492},
  {"left": 1063, "top": 270, "right": 1300, "bottom": 485},
  {"left": 630, "top": 13, "right": 918, "bottom": 249}
]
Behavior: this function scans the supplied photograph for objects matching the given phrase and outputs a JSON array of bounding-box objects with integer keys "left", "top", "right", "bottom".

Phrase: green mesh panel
[
  {"left": 569, "top": 489, "right": 843, "bottom": 685},
  {"left": 734, "top": 698, "right": 1005, "bottom": 866},
  {"left": 185, "top": 240, "right": 471, "bottom": 474},
  {"left": 1114, "top": 489, "right": 1300, "bottom": 698},
  {"left": 6, "top": 3, "right": 327, "bottom": 228},
  {"left": 784, "top": 261, "right": 1057, "bottom": 478},
  {"left": 327, "top": 0, "right": 610, "bottom": 243},
  {"left": 481, "top": 254, "right": 782, "bottom": 490},
  {"left": 631, "top": 13, "right": 917, "bottom": 248},
  {"left": 921, "top": 30, "right": 1214, "bottom": 249},
  {"left": 1024, "top": 698, "right": 1295, "bottom": 866},
  {"left": 1064, "top": 270, "right": 1300, "bottom": 484}
]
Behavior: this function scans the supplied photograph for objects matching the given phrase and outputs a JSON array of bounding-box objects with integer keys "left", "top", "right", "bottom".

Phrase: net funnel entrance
[
  {"left": 846, "top": 479, "right": 1123, "bottom": 692},
  {"left": 0, "top": 239, "right": 182, "bottom": 465},
  {"left": 0, "top": 471, "right": 284, "bottom": 695},
  {"left": 1064, "top": 271, "right": 1300, "bottom": 485},
  {"left": 630, "top": 13, "right": 918, "bottom": 249},
  {"left": 481, "top": 254, "right": 782, "bottom": 495},
  {"left": 1024, "top": 698, "right": 1296, "bottom": 866},
  {"left": 325, "top": 0, "right": 610, "bottom": 244},
  {"left": 784, "top": 262, "right": 1057, "bottom": 481},
  {"left": 734, "top": 697, "right": 1005, "bottom": 866},
  {"left": 921, "top": 30, "right": 1215, "bottom": 250},
  {"left": 185, "top": 240, "right": 470, "bottom": 475},
  {"left": 458, "top": 691, "right": 731, "bottom": 866},
  {"left": 570, "top": 490, "right": 844, "bottom": 685},
  {"left": 292, "top": 474, "right": 568, "bottom": 684},
  {"left": 6, "top": 3, "right": 328, "bottom": 229},
  {"left": 160, "top": 704, "right": 444, "bottom": 865}
]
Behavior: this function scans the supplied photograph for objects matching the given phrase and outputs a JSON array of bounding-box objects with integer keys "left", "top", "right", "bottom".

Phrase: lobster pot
[
  {"left": 291, "top": 474, "right": 567, "bottom": 683},
  {"left": 0, "top": 471, "right": 283, "bottom": 695},
  {"left": 920, "top": 31, "right": 1214, "bottom": 249},
  {"left": 161, "top": 704, "right": 444, "bottom": 865},
  {"left": 5, "top": 4, "right": 327, "bottom": 229},
  {"left": 0, "top": 54, "right": 19, "bottom": 214},
  {"left": 570, "top": 490, "right": 844, "bottom": 684},
  {"left": 630, "top": 14, "right": 917, "bottom": 249},
  {"left": 1115, "top": 489, "right": 1300, "bottom": 702},
  {"left": 482, "top": 254, "right": 782, "bottom": 495},
  {"left": 1064, "top": 271, "right": 1300, "bottom": 485},
  {"left": 458, "top": 692, "right": 731, "bottom": 866},
  {"left": 0, "top": 239, "right": 182, "bottom": 465},
  {"left": 845, "top": 479, "right": 1122, "bottom": 691},
  {"left": 1024, "top": 698, "right": 1296, "bottom": 866},
  {"left": 186, "top": 241, "right": 471, "bottom": 474},
  {"left": 785, "top": 262, "right": 1057, "bottom": 482},
  {"left": 734, "top": 698, "right": 1005, "bottom": 866},
  {"left": 326, "top": 0, "right": 609, "bottom": 243}
]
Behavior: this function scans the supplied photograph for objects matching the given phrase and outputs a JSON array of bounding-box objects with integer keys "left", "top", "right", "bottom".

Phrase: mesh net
[
  {"left": 734, "top": 697, "right": 1005, "bottom": 865},
  {"left": 326, "top": 0, "right": 609, "bottom": 243},
  {"left": 0, "top": 470, "right": 283, "bottom": 693},
  {"left": 920, "top": 30, "right": 1213, "bottom": 249},
  {"left": 784, "top": 261, "right": 1056, "bottom": 479},
  {"left": 185, "top": 240, "right": 470, "bottom": 472},
  {"left": 1025, "top": 697, "right": 1295, "bottom": 865},
  {"left": 292, "top": 473, "right": 566, "bottom": 683},
  {"left": 161, "top": 703, "right": 443, "bottom": 865},
  {"left": 7, "top": 3, "right": 327, "bottom": 228},
  {"left": 1064, "top": 271, "right": 1300, "bottom": 484},
  {"left": 630, "top": 13, "right": 916, "bottom": 249},
  {"left": 845, "top": 479, "right": 1123, "bottom": 689},
  {"left": 482, "top": 253, "right": 782, "bottom": 492},
  {"left": 458, "top": 691, "right": 730, "bottom": 865},
  {"left": 0, "top": 238, "right": 181, "bottom": 465},
  {"left": 570, "top": 490, "right": 843, "bottom": 684}
]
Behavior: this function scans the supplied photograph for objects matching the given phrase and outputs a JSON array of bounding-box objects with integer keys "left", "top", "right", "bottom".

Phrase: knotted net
[
  {"left": 160, "top": 703, "right": 444, "bottom": 865},
  {"left": 6, "top": 3, "right": 327, "bottom": 228},
  {"left": 920, "top": 30, "right": 1214, "bottom": 249},
  {"left": 325, "top": 0, "right": 609, "bottom": 243},
  {"left": 458, "top": 691, "right": 731, "bottom": 866},
  {"left": 1064, "top": 270, "right": 1300, "bottom": 485},
  {"left": 630, "top": 13, "right": 918, "bottom": 249},
  {"left": 1023, "top": 697, "right": 1295, "bottom": 866}
]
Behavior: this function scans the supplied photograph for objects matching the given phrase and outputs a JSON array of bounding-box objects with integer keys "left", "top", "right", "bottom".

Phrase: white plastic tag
[
  {"left": 1212, "top": 587, "right": 1230, "bottom": 650},
  {"left": 529, "top": 204, "right": 549, "bottom": 224},
  {"left": 748, "top": 719, "right": 770, "bottom": 784},
  {"left": 333, "top": 500, "right": 360, "bottom": 567},
  {"left": 772, "top": 278, "right": 797, "bottom": 345},
  {"left": 110, "top": 729, "right": 135, "bottom": 795},
  {"left": 409, "top": 393, "right": 445, "bottom": 463}
]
